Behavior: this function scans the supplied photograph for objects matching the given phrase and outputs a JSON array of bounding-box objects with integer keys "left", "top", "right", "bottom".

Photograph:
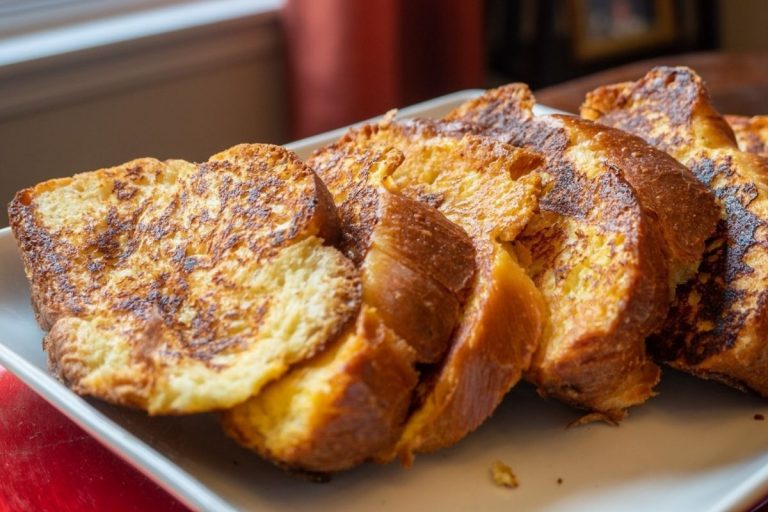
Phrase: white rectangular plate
[{"left": 2, "top": 90, "right": 768, "bottom": 512}]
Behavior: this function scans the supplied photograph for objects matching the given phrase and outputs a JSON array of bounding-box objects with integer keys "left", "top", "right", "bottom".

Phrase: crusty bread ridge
[
  {"left": 311, "top": 145, "right": 477, "bottom": 364},
  {"left": 9, "top": 144, "right": 361, "bottom": 415},
  {"left": 447, "top": 84, "right": 718, "bottom": 413},
  {"left": 309, "top": 117, "right": 547, "bottom": 463},
  {"left": 726, "top": 115, "right": 768, "bottom": 157},
  {"left": 221, "top": 146, "right": 477, "bottom": 472},
  {"left": 582, "top": 66, "right": 768, "bottom": 395}
]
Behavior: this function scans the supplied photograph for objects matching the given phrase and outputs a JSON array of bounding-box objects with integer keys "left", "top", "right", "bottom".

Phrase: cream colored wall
[
  {"left": 719, "top": 0, "right": 768, "bottom": 51},
  {"left": 0, "top": 51, "right": 286, "bottom": 227}
]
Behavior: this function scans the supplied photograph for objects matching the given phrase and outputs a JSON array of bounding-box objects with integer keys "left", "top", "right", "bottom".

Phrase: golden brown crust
[
  {"left": 360, "top": 193, "right": 472, "bottom": 363},
  {"left": 726, "top": 115, "right": 768, "bottom": 157},
  {"left": 581, "top": 66, "right": 768, "bottom": 396},
  {"left": 393, "top": 241, "right": 545, "bottom": 457},
  {"left": 304, "top": 145, "right": 404, "bottom": 266},
  {"left": 562, "top": 117, "right": 719, "bottom": 282},
  {"left": 581, "top": 71, "right": 738, "bottom": 155},
  {"left": 447, "top": 83, "right": 716, "bottom": 412},
  {"left": 9, "top": 144, "right": 362, "bottom": 414},
  {"left": 209, "top": 144, "right": 344, "bottom": 248},
  {"left": 311, "top": 118, "right": 547, "bottom": 461}
]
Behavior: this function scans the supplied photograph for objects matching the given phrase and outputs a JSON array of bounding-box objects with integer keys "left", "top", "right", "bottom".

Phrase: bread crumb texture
[{"left": 491, "top": 460, "right": 519, "bottom": 489}]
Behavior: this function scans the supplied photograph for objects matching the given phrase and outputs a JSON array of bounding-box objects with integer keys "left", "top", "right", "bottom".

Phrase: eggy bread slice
[
  {"left": 9, "top": 144, "right": 361, "bottom": 415},
  {"left": 447, "top": 84, "right": 718, "bottom": 414},
  {"left": 726, "top": 115, "right": 768, "bottom": 157},
  {"left": 308, "top": 118, "right": 547, "bottom": 462},
  {"left": 222, "top": 147, "right": 477, "bottom": 472},
  {"left": 582, "top": 66, "right": 768, "bottom": 395}
]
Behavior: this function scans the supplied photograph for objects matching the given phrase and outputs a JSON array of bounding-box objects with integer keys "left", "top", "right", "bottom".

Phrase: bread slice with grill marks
[
  {"left": 446, "top": 84, "right": 718, "bottom": 414},
  {"left": 308, "top": 117, "right": 547, "bottom": 463},
  {"left": 9, "top": 144, "right": 361, "bottom": 415},
  {"left": 726, "top": 115, "right": 768, "bottom": 157},
  {"left": 221, "top": 146, "right": 477, "bottom": 472},
  {"left": 582, "top": 66, "right": 768, "bottom": 395}
]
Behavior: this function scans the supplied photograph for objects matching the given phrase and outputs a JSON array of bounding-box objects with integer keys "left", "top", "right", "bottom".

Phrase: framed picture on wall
[{"left": 569, "top": 0, "right": 676, "bottom": 61}]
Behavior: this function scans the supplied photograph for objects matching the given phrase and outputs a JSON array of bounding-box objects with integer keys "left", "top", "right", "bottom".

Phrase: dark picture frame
[{"left": 570, "top": 0, "right": 676, "bottom": 61}]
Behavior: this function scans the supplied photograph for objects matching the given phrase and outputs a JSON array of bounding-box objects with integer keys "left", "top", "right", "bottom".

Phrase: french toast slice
[
  {"left": 446, "top": 84, "right": 718, "bottom": 413},
  {"left": 582, "top": 66, "right": 768, "bottom": 395},
  {"left": 9, "top": 144, "right": 361, "bottom": 415},
  {"left": 726, "top": 115, "right": 768, "bottom": 157},
  {"left": 221, "top": 147, "right": 477, "bottom": 472},
  {"left": 222, "top": 305, "right": 419, "bottom": 473},
  {"left": 308, "top": 118, "right": 547, "bottom": 462}
]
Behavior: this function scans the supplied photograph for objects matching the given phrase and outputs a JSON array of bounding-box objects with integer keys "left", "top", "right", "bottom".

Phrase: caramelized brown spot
[
  {"left": 9, "top": 146, "right": 343, "bottom": 375},
  {"left": 650, "top": 157, "right": 765, "bottom": 364}
]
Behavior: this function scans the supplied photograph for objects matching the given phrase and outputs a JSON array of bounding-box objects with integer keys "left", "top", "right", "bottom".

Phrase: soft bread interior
[{"left": 725, "top": 115, "right": 768, "bottom": 156}]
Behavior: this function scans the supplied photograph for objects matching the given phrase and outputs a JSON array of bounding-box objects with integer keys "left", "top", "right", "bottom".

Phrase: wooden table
[{"left": 535, "top": 51, "right": 768, "bottom": 115}]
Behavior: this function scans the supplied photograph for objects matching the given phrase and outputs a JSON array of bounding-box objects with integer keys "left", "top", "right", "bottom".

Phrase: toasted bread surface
[
  {"left": 9, "top": 144, "right": 361, "bottom": 414},
  {"left": 582, "top": 66, "right": 768, "bottom": 395},
  {"left": 447, "top": 84, "right": 717, "bottom": 412},
  {"left": 310, "top": 118, "right": 547, "bottom": 461},
  {"left": 221, "top": 146, "right": 477, "bottom": 472},
  {"left": 726, "top": 115, "right": 768, "bottom": 157}
]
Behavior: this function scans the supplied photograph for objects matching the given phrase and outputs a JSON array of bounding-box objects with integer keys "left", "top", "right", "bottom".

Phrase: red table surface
[
  {"left": 0, "top": 366, "right": 189, "bottom": 512},
  {"left": 2, "top": 363, "right": 768, "bottom": 512}
]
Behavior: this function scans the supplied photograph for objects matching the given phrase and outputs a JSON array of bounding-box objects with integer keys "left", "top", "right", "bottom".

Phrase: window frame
[
  {"left": 0, "top": 0, "right": 194, "bottom": 38},
  {"left": 0, "top": 0, "right": 284, "bottom": 119}
]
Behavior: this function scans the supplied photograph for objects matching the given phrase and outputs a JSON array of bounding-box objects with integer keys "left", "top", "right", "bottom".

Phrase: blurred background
[{"left": 0, "top": 0, "right": 766, "bottom": 226}]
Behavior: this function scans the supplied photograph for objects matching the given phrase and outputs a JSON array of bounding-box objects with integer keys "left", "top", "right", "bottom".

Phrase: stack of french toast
[{"left": 9, "top": 66, "right": 768, "bottom": 475}]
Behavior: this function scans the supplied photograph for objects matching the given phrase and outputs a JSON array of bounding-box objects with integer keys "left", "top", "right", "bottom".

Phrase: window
[
  {"left": 0, "top": 0, "right": 189, "bottom": 37},
  {"left": 0, "top": 0, "right": 283, "bottom": 118},
  {"left": 0, "top": 0, "right": 283, "bottom": 68}
]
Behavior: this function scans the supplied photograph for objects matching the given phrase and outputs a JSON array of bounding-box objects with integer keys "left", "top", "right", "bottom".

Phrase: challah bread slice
[
  {"left": 726, "top": 115, "right": 768, "bottom": 156},
  {"left": 9, "top": 144, "right": 361, "bottom": 415},
  {"left": 221, "top": 146, "right": 476, "bottom": 472},
  {"left": 582, "top": 66, "right": 768, "bottom": 395},
  {"left": 447, "top": 84, "right": 718, "bottom": 414},
  {"left": 222, "top": 306, "right": 418, "bottom": 474},
  {"left": 309, "top": 119, "right": 547, "bottom": 463}
]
